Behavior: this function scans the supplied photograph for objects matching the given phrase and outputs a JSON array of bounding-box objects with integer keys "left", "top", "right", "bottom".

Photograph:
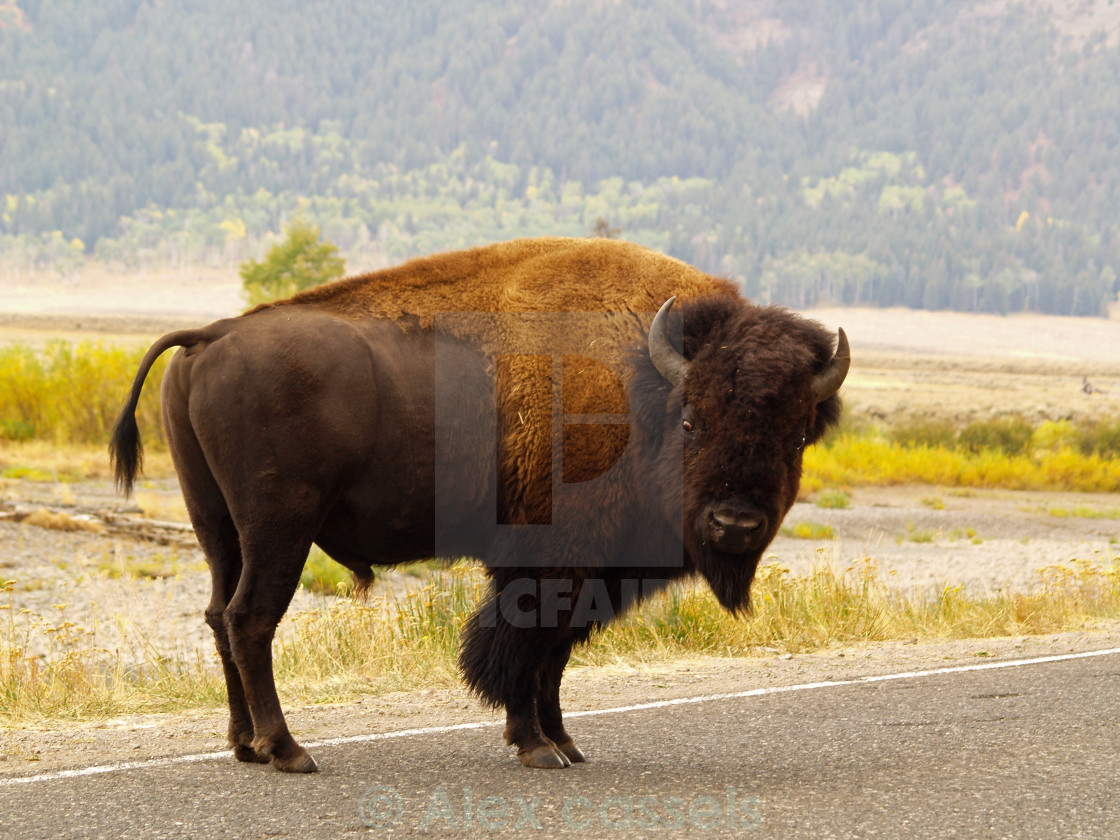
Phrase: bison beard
[{"left": 109, "top": 237, "right": 847, "bottom": 773}]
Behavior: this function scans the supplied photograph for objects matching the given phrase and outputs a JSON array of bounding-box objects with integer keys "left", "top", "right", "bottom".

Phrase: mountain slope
[{"left": 2, "top": 0, "right": 1118, "bottom": 314}]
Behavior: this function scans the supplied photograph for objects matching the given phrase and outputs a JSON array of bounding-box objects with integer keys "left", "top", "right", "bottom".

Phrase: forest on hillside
[{"left": 1, "top": 0, "right": 1118, "bottom": 315}]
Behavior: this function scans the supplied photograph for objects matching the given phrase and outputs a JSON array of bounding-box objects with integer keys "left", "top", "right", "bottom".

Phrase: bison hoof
[
  {"left": 519, "top": 745, "right": 571, "bottom": 769},
  {"left": 272, "top": 749, "right": 319, "bottom": 774},
  {"left": 555, "top": 739, "right": 586, "bottom": 764},
  {"left": 232, "top": 743, "right": 271, "bottom": 764}
]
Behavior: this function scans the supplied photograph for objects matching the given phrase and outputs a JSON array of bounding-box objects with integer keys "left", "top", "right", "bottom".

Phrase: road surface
[{"left": 2, "top": 648, "right": 1118, "bottom": 839}]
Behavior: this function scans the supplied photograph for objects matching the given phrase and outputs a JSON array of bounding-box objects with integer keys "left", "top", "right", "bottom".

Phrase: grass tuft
[
  {"left": 299, "top": 547, "right": 356, "bottom": 597},
  {"left": 1046, "top": 505, "right": 1120, "bottom": 520},
  {"left": 814, "top": 489, "right": 851, "bottom": 509},
  {"left": 780, "top": 521, "right": 836, "bottom": 540}
]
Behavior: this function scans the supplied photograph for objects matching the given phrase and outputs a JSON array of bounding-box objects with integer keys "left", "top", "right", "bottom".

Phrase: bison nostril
[
  {"left": 706, "top": 506, "right": 767, "bottom": 553},
  {"left": 712, "top": 511, "right": 762, "bottom": 532}
]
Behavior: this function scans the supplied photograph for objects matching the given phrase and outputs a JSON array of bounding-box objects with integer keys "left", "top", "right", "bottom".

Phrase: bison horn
[
  {"left": 648, "top": 296, "right": 688, "bottom": 387},
  {"left": 810, "top": 327, "right": 850, "bottom": 403}
]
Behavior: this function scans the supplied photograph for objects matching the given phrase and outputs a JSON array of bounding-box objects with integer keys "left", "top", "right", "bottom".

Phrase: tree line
[{"left": 2, "top": 0, "right": 1118, "bottom": 314}]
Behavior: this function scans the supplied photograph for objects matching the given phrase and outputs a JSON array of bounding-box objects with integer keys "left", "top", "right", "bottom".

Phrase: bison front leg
[
  {"left": 503, "top": 680, "right": 572, "bottom": 769},
  {"left": 537, "top": 641, "right": 585, "bottom": 764},
  {"left": 460, "top": 596, "right": 573, "bottom": 769},
  {"left": 500, "top": 637, "right": 585, "bottom": 768}
]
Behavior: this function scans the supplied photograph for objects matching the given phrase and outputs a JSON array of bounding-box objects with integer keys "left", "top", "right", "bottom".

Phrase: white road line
[{"left": 3, "top": 646, "right": 1117, "bottom": 787}]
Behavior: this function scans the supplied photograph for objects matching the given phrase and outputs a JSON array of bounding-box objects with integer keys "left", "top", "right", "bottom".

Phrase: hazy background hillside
[{"left": 2, "top": 0, "right": 1119, "bottom": 315}]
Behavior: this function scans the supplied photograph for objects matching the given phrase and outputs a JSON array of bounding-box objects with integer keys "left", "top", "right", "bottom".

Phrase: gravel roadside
[{"left": 2, "top": 480, "right": 1116, "bottom": 672}]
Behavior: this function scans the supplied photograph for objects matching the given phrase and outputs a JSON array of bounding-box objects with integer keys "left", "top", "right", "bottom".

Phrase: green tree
[{"left": 240, "top": 219, "right": 346, "bottom": 306}]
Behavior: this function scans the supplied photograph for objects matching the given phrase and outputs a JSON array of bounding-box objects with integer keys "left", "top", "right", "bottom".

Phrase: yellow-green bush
[
  {"left": 1032, "top": 419, "right": 1081, "bottom": 453},
  {"left": 883, "top": 413, "right": 1120, "bottom": 461},
  {"left": 805, "top": 433, "right": 1120, "bottom": 492},
  {"left": 0, "top": 341, "right": 168, "bottom": 448}
]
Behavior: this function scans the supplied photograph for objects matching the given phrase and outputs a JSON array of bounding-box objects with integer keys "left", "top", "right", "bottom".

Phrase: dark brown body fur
[{"left": 110, "top": 237, "right": 844, "bottom": 773}]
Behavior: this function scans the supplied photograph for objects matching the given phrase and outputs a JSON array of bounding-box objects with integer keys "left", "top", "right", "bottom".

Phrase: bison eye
[{"left": 681, "top": 407, "right": 699, "bottom": 438}]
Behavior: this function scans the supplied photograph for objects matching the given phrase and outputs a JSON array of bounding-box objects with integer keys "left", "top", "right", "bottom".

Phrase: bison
[{"left": 110, "top": 237, "right": 848, "bottom": 773}]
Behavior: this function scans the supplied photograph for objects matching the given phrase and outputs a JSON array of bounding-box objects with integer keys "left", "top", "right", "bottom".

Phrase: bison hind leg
[
  {"left": 164, "top": 401, "right": 265, "bottom": 765},
  {"left": 223, "top": 515, "right": 325, "bottom": 774}
]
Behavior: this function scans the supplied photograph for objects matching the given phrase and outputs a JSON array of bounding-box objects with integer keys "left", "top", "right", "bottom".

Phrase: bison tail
[{"left": 110, "top": 329, "right": 203, "bottom": 497}]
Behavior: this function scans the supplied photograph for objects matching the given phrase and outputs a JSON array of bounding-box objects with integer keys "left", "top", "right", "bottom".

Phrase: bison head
[{"left": 633, "top": 295, "right": 848, "bottom": 614}]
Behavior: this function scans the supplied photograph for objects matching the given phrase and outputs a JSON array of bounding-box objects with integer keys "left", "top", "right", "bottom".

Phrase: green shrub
[
  {"left": 888, "top": 416, "right": 957, "bottom": 449},
  {"left": 0, "top": 419, "right": 36, "bottom": 441},
  {"left": 959, "top": 416, "right": 1033, "bottom": 455},
  {"left": 240, "top": 219, "right": 345, "bottom": 306},
  {"left": 1078, "top": 418, "right": 1120, "bottom": 458},
  {"left": 815, "top": 488, "right": 851, "bottom": 509}
]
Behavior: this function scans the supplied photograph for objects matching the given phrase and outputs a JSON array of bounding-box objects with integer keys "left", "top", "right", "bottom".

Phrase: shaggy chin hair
[{"left": 696, "top": 547, "right": 762, "bottom": 616}]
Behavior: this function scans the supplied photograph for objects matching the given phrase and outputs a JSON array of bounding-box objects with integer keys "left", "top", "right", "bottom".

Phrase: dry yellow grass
[
  {"left": 21, "top": 509, "right": 106, "bottom": 534},
  {"left": 0, "top": 439, "right": 176, "bottom": 483},
  {"left": 4, "top": 557, "right": 1120, "bottom": 724}
]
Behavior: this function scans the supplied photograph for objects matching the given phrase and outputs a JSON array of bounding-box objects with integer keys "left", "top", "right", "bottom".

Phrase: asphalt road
[{"left": 2, "top": 650, "right": 1119, "bottom": 839}]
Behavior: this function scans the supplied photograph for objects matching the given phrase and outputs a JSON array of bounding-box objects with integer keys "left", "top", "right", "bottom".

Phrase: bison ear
[
  {"left": 648, "top": 297, "right": 688, "bottom": 387},
  {"left": 810, "top": 327, "right": 849, "bottom": 404}
]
